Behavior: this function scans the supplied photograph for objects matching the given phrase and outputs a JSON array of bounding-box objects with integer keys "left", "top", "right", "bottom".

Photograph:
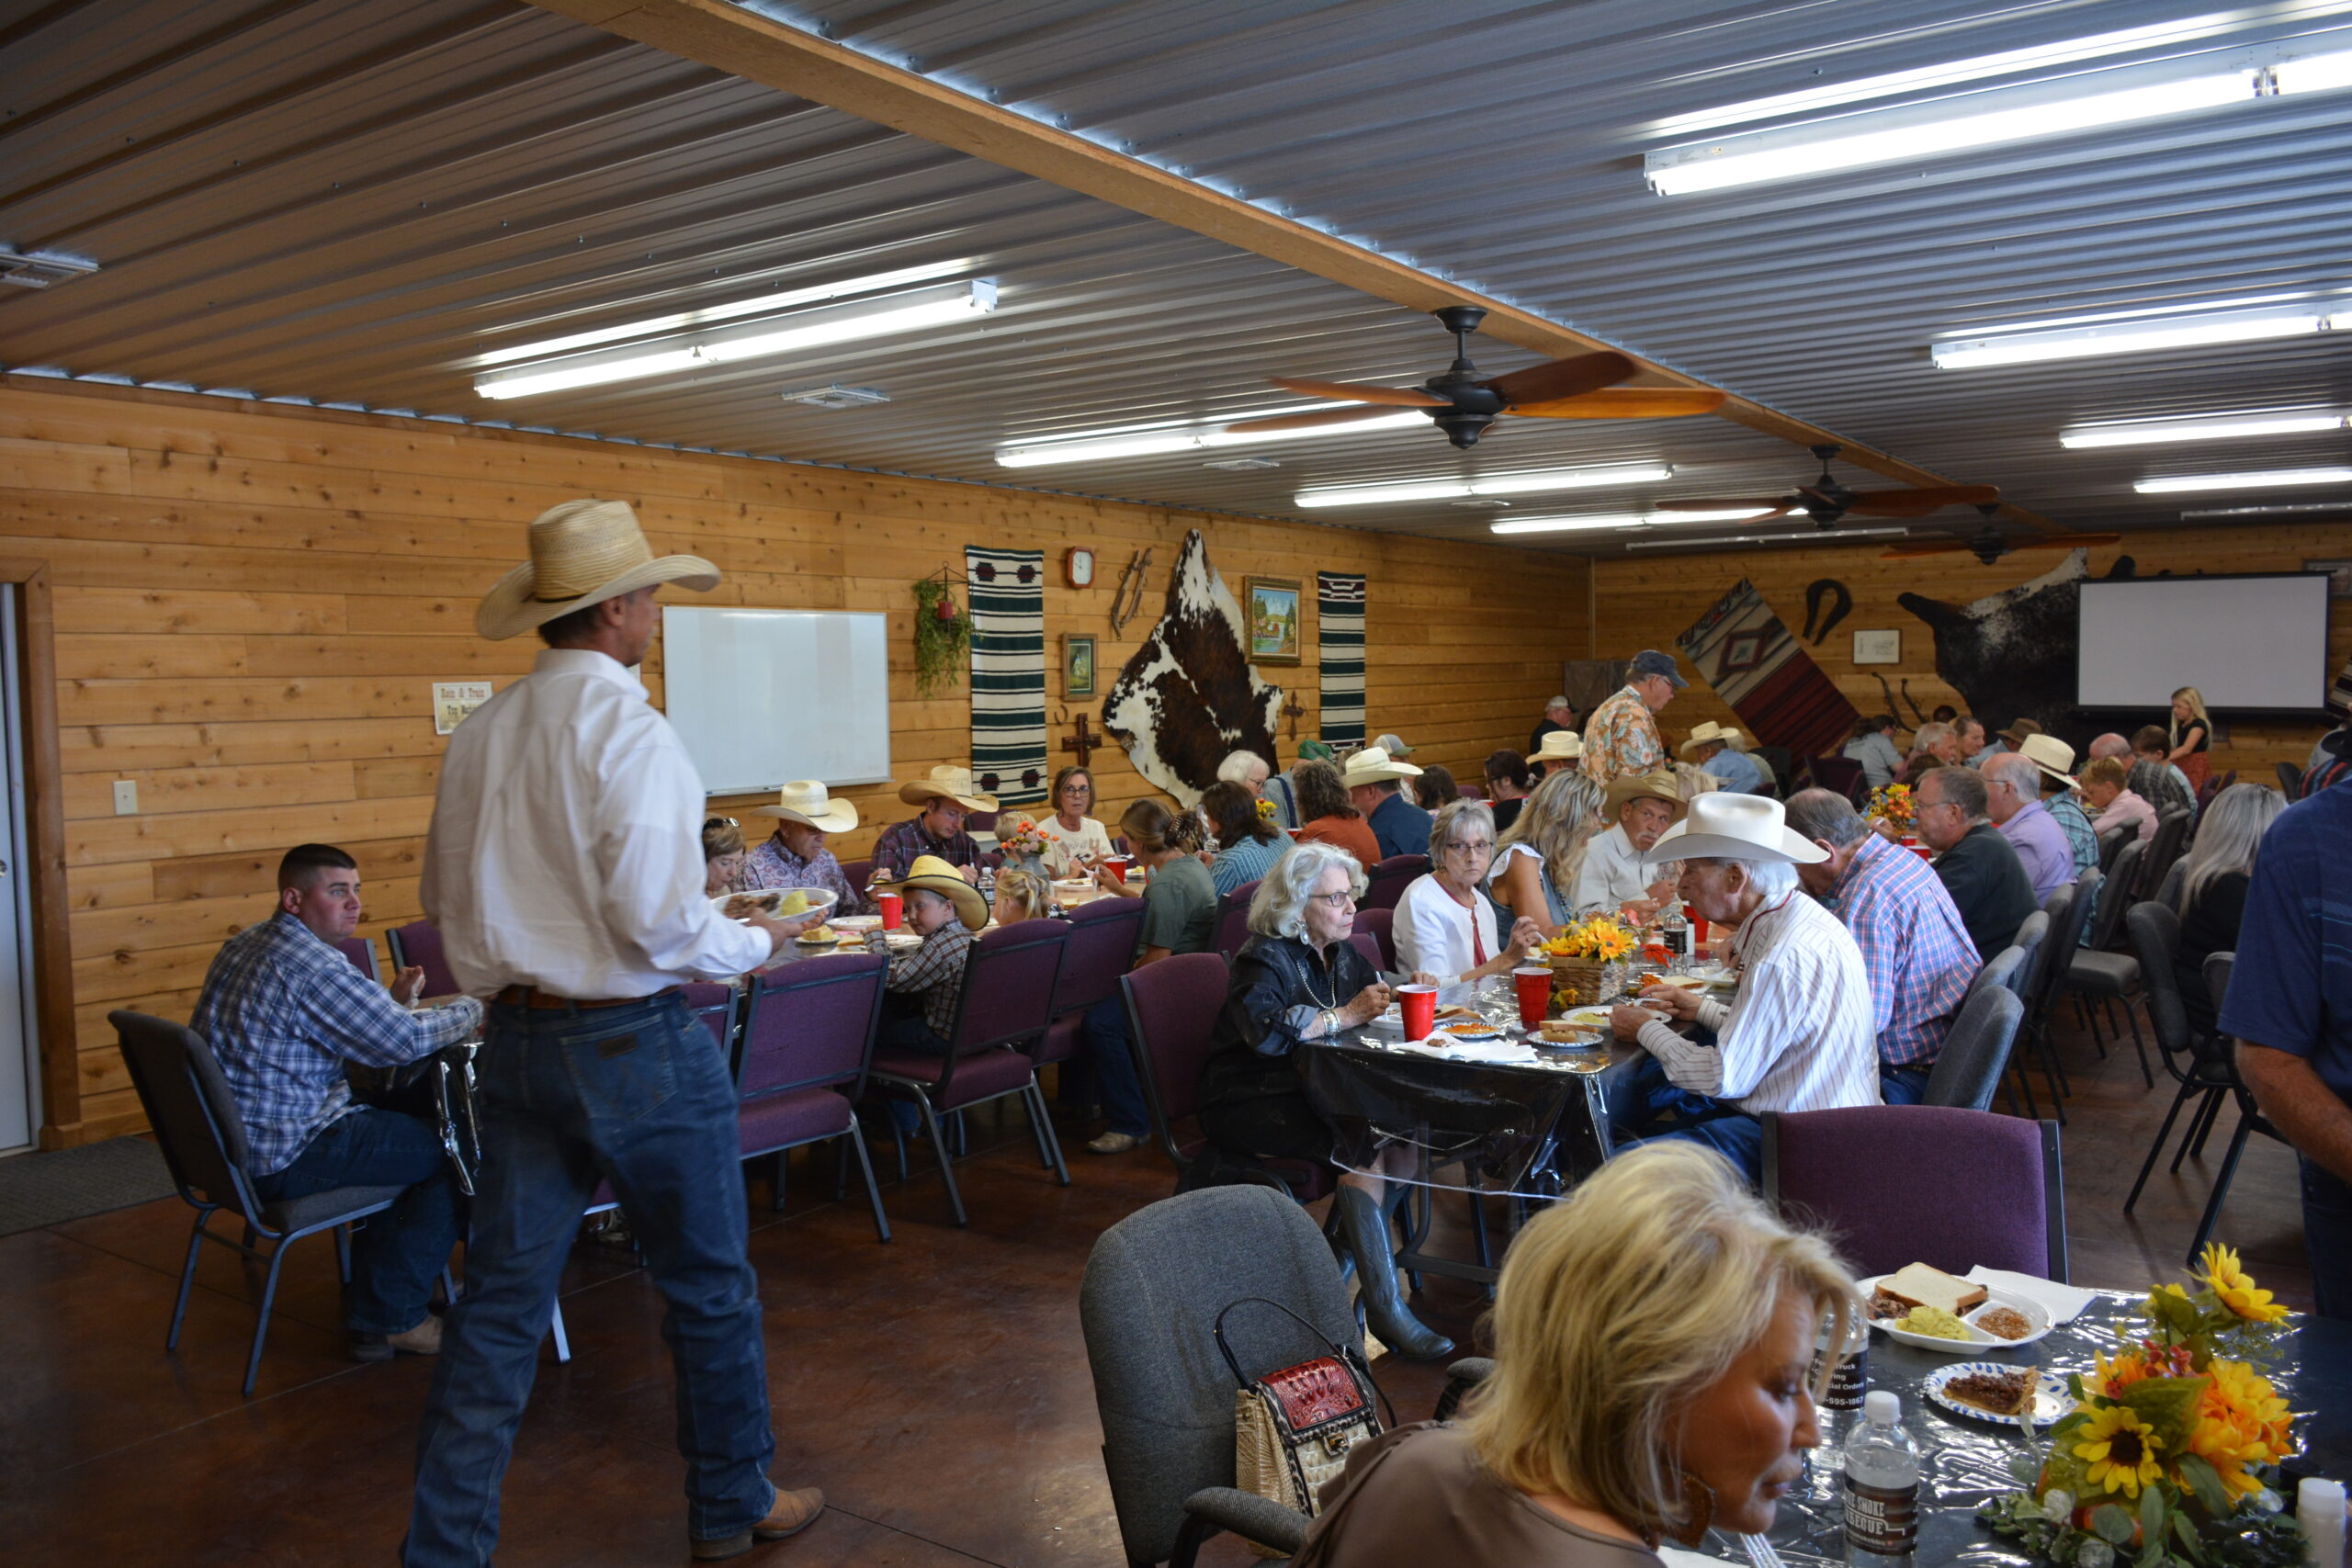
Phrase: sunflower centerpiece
[
  {"left": 1868, "top": 782, "right": 1917, "bottom": 837},
  {"left": 1541, "top": 916, "right": 1636, "bottom": 1008},
  {"left": 1978, "top": 1246, "right": 2304, "bottom": 1568}
]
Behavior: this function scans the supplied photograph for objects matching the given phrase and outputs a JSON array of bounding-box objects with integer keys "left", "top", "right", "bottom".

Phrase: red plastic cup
[
  {"left": 1512, "top": 966, "right": 1552, "bottom": 1030},
  {"left": 1104, "top": 854, "right": 1131, "bottom": 885},
  {"left": 877, "top": 890, "right": 903, "bottom": 931},
  {"left": 1899, "top": 834, "right": 1918, "bottom": 848},
  {"left": 1397, "top": 984, "right": 1438, "bottom": 1042}
]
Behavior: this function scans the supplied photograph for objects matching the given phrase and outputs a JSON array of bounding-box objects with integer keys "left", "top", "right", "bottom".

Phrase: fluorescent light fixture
[
  {"left": 473, "top": 281, "right": 994, "bottom": 399},
  {"left": 1626, "top": 527, "right": 1909, "bottom": 551},
  {"left": 996, "top": 410, "right": 1424, "bottom": 468},
  {"left": 1487, "top": 506, "right": 1776, "bottom": 536},
  {"left": 2178, "top": 501, "right": 2352, "bottom": 518},
  {"left": 1295, "top": 463, "right": 1672, "bottom": 510},
  {"left": 2134, "top": 467, "right": 2352, "bottom": 493},
  {"left": 2059, "top": 410, "right": 2346, "bottom": 446},
  {"left": 1933, "top": 300, "right": 2338, "bottom": 369}
]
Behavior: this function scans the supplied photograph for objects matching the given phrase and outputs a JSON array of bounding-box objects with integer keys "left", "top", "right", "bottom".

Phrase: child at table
[{"left": 990, "top": 866, "right": 1052, "bottom": 926}]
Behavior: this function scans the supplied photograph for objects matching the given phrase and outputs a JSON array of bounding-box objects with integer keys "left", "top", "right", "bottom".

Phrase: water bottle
[
  {"left": 2300, "top": 1478, "right": 2346, "bottom": 1568},
  {"left": 1660, "top": 902, "right": 1692, "bottom": 971},
  {"left": 978, "top": 863, "right": 996, "bottom": 900},
  {"left": 1843, "top": 1391, "right": 1918, "bottom": 1567}
]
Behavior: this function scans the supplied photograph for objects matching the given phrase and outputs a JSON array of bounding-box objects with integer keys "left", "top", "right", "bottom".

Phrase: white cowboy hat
[
  {"left": 752, "top": 780, "right": 859, "bottom": 833},
  {"left": 475, "top": 500, "right": 719, "bottom": 640},
  {"left": 896, "top": 764, "right": 1000, "bottom": 814},
  {"left": 2015, "top": 732, "right": 2079, "bottom": 788},
  {"left": 1678, "top": 720, "right": 1744, "bottom": 758},
  {"left": 1644, "top": 792, "right": 1826, "bottom": 864},
  {"left": 1340, "top": 746, "right": 1421, "bottom": 786},
  {"left": 878, "top": 853, "right": 989, "bottom": 931},
  {"left": 1529, "top": 729, "right": 1583, "bottom": 763}
]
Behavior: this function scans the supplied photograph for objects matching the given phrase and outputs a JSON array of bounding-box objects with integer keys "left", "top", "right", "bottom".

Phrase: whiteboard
[
  {"left": 2075, "top": 574, "right": 2331, "bottom": 711},
  {"left": 661, "top": 607, "right": 891, "bottom": 795}
]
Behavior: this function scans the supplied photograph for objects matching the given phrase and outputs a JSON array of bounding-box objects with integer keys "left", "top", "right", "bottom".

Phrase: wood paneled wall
[
  {"left": 1589, "top": 528, "right": 2352, "bottom": 774},
  {"left": 0, "top": 375, "right": 1592, "bottom": 1145}
]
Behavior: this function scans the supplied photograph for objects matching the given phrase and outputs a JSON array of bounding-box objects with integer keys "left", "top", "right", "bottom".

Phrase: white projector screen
[
  {"left": 2076, "top": 574, "right": 2331, "bottom": 711},
  {"left": 660, "top": 607, "right": 891, "bottom": 795}
]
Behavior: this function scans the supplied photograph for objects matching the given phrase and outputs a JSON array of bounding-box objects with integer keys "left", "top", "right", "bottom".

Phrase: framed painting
[
  {"left": 1062, "top": 633, "right": 1097, "bottom": 697},
  {"left": 1244, "top": 576, "right": 1303, "bottom": 665},
  {"left": 1852, "top": 629, "right": 1902, "bottom": 664}
]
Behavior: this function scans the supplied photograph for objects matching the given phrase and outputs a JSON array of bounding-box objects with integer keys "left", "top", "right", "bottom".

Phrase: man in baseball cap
[{"left": 1579, "top": 650, "right": 1688, "bottom": 786}]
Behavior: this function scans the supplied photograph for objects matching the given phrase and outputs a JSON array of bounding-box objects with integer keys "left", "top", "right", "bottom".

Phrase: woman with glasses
[
  {"left": 1033, "top": 764, "right": 1113, "bottom": 876},
  {"left": 1395, "top": 800, "right": 1544, "bottom": 987}
]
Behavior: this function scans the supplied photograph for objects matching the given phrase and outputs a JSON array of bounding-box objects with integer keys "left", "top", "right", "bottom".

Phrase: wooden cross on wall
[
  {"left": 1280, "top": 691, "right": 1307, "bottom": 740},
  {"left": 1057, "top": 707, "right": 1101, "bottom": 770}
]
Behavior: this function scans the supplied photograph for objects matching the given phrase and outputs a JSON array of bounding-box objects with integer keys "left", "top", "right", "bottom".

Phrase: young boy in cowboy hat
[
  {"left": 741, "top": 780, "right": 871, "bottom": 915},
  {"left": 875, "top": 855, "right": 990, "bottom": 1054},
  {"left": 873, "top": 765, "right": 999, "bottom": 883}
]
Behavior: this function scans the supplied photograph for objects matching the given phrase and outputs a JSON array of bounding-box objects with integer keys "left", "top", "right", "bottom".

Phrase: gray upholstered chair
[{"left": 1923, "top": 983, "right": 2024, "bottom": 1111}]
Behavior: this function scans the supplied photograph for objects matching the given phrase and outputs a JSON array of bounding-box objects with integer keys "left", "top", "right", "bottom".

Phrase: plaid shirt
[
  {"left": 2129, "top": 759, "right": 2198, "bottom": 822},
  {"left": 886, "top": 922, "right": 974, "bottom": 1037},
  {"left": 2048, "top": 794, "right": 2099, "bottom": 874},
  {"left": 1578, "top": 685, "right": 1664, "bottom": 784},
  {"left": 191, "top": 911, "right": 483, "bottom": 1176},
  {"left": 1817, "top": 833, "right": 1981, "bottom": 1069},
  {"left": 738, "top": 834, "right": 871, "bottom": 915},
  {"left": 871, "top": 817, "right": 981, "bottom": 881}
]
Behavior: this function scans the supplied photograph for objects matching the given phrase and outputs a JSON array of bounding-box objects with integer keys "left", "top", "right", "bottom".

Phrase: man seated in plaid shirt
[
  {"left": 190, "top": 844, "right": 484, "bottom": 1361},
  {"left": 1785, "top": 791, "right": 1982, "bottom": 1104}
]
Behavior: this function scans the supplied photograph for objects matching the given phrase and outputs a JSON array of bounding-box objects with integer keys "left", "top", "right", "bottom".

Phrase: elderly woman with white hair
[
  {"left": 1193, "top": 839, "right": 1454, "bottom": 1360},
  {"left": 1395, "top": 800, "right": 1544, "bottom": 985},
  {"left": 1218, "top": 748, "right": 1295, "bottom": 830},
  {"left": 1604, "top": 795, "right": 1880, "bottom": 1182}
]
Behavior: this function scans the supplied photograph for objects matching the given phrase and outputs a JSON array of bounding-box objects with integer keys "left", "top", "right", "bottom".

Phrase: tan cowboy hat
[
  {"left": 879, "top": 853, "right": 989, "bottom": 931},
  {"left": 1678, "top": 720, "right": 1744, "bottom": 759},
  {"left": 1529, "top": 729, "right": 1583, "bottom": 763},
  {"left": 896, "top": 764, "right": 999, "bottom": 814},
  {"left": 1340, "top": 746, "right": 1421, "bottom": 786},
  {"left": 2016, "top": 732, "right": 2079, "bottom": 788},
  {"left": 752, "top": 780, "right": 859, "bottom": 833},
  {"left": 1997, "top": 716, "right": 2045, "bottom": 750},
  {"left": 1644, "top": 792, "right": 1826, "bottom": 864},
  {"left": 1603, "top": 768, "right": 1686, "bottom": 821},
  {"left": 476, "top": 500, "right": 719, "bottom": 640}
]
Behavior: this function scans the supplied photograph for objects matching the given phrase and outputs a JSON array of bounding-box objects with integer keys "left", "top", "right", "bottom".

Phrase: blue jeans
[
  {"left": 404, "top": 995, "right": 775, "bottom": 1565},
  {"left": 2305, "top": 1156, "right": 2352, "bottom": 1321},
  {"left": 1081, "top": 995, "right": 1149, "bottom": 1137},
  {"left": 256, "top": 1106, "right": 454, "bottom": 1336},
  {"left": 1605, "top": 1053, "right": 1767, "bottom": 1185},
  {"left": 1881, "top": 1066, "right": 1931, "bottom": 1106}
]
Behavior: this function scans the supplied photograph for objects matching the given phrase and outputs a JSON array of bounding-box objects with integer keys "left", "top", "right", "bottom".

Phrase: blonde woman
[
  {"left": 1295, "top": 1143, "right": 1855, "bottom": 1566},
  {"left": 1488, "top": 769, "right": 1607, "bottom": 937},
  {"left": 2167, "top": 686, "right": 2213, "bottom": 792},
  {"left": 989, "top": 865, "right": 1052, "bottom": 926}
]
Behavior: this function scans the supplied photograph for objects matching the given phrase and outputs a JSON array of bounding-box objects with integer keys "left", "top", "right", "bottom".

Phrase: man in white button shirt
[
  {"left": 1604, "top": 793, "right": 1881, "bottom": 1184},
  {"left": 405, "top": 502, "right": 821, "bottom": 1567},
  {"left": 1569, "top": 769, "right": 1684, "bottom": 918}
]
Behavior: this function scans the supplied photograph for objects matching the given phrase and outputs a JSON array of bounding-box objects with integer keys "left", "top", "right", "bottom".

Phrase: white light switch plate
[{"left": 113, "top": 780, "right": 138, "bottom": 815}]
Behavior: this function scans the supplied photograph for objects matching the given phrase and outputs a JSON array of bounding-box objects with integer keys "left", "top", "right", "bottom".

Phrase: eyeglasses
[
  {"left": 1309, "top": 890, "right": 1356, "bottom": 908},
  {"left": 1442, "top": 839, "right": 1494, "bottom": 856}
]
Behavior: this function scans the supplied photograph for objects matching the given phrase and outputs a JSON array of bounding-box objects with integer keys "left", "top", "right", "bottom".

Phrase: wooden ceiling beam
[{"left": 527, "top": 0, "right": 2060, "bottom": 534}]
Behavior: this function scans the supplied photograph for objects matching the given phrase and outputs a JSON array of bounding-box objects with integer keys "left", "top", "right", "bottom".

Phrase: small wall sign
[
  {"left": 433, "top": 681, "right": 492, "bottom": 735},
  {"left": 1852, "top": 629, "right": 1902, "bottom": 665}
]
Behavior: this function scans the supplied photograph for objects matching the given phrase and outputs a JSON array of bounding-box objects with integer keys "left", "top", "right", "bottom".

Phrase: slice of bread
[{"left": 1877, "top": 1262, "right": 1986, "bottom": 1315}]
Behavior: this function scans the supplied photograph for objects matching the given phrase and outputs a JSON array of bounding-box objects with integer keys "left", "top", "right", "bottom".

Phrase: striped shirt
[
  {"left": 1634, "top": 888, "right": 1881, "bottom": 1112},
  {"left": 1578, "top": 685, "right": 1665, "bottom": 784},
  {"left": 1816, "top": 834, "right": 1980, "bottom": 1069}
]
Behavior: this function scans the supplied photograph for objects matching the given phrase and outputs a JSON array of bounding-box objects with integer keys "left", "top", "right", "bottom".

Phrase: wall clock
[{"left": 1064, "top": 547, "right": 1095, "bottom": 589}]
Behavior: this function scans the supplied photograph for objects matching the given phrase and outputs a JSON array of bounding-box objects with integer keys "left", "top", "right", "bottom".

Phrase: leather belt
[{"left": 493, "top": 985, "right": 679, "bottom": 1010}]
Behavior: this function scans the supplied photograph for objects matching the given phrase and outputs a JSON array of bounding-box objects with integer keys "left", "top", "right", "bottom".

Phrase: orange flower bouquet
[
  {"left": 1868, "top": 782, "right": 1916, "bottom": 834},
  {"left": 1541, "top": 917, "right": 1636, "bottom": 964}
]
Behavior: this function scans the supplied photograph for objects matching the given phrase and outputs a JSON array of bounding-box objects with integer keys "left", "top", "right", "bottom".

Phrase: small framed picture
[
  {"left": 2307, "top": 558, "right": 2352, "bottom": 600},
  {"left": 1852, "top": 629, "right": 1902, "bottom": 665},
  {"left": 1244, "top": 576, "right": 1304, "bottom": 665},
  {"left": 1062, "top": 634, "right": 1097, "bottom": 697}
]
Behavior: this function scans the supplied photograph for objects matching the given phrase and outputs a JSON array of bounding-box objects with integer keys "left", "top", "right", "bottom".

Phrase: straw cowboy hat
[
  {"left": 476, "top": 499, "right": 718, "bottom": 640},
  {"left": 2016, "top": 732, "right": 2079, "bottom": 789},
  {"left": 896, "top": 764, "right": 999, "bottom": 814},
  {"left": 1643, "top": 792, "right": 1826, "bottom": 864},
  {"left": 1677, "top": 720, "right": 1745, "bottom": 759},
  {"left": 1529, "top": 729, "right": 1583, "bottom": 763},
  {"left": 752, "top": 780, "right": 859, "bottom": 833},
  {"left": 1997, "top": 716, "right": 2045, "bottom": 750},
  {"left": 1340, "top": 746, "right": 1421, "bottom": 786},
  {"left": 1603, "top": 768, "right": 1686, "bottom": 822},
  {"left": 880, "top": 853, "right": 990, "bottom": 931}
]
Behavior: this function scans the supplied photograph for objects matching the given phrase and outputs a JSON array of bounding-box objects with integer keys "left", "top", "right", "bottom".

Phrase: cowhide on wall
[
  {"left": 1102, "top": 529, "right": 1283, "bottom": 806},
  {"left": 1900, "top": 548, "right": 2142, "bottom": 755}
]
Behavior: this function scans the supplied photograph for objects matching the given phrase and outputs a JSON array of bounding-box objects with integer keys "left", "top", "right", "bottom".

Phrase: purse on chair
[{"left": 1216, "top": 1297, "right": 1390, "bottom": 1555}]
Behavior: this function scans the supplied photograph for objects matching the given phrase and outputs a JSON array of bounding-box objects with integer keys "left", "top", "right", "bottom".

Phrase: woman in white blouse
[
  {"left": 1032, "top": 765, "right": 1114, "bottom": 874},
  {"left": 1394, "top": 800, "right": 1544, "bottom": 987}
]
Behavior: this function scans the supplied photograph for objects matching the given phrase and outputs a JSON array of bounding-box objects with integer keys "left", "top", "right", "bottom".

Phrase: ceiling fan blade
[
  {"left": 1481, "top": 350, "right": 1636, "bottom": 407},
  {"left": 2009, "top": 533, "right": 2121, "bottom": 549},
  {"left": 1508, "top": 389, "right": 1728, "bottom": 420},
  {"left": 1223, "top": 406, "right": 1428, "bottom": 434},
  {"left": 1653, "top": 497, "right": 1795, "bottom": 513},
  {"left": 1846, "top": 485, "right": 2003, "bottom": 516},
  {"left": 1267, "top": 376, "right": 1447, "bottom": 407}
]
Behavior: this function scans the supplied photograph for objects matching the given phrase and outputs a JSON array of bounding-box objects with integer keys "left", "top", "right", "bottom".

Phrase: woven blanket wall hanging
[
  {"left": 965, "top": 545, "right": 1048, "bottom": 807},
  {"left": 1317, "top": 572, "right": 1365, "bottom": 750},
  {"left": 1677, "top": 578, "right": 1859, "bottom": 760}
]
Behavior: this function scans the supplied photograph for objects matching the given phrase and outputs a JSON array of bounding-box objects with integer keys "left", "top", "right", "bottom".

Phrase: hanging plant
[{"left": 912, "top": 571, "right": 969, "bottom": 697}]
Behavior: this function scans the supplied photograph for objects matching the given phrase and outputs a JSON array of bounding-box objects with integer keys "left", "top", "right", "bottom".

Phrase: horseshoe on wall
[{"left": 1802, "top": 578, "right": 1853, "bottom": 644}]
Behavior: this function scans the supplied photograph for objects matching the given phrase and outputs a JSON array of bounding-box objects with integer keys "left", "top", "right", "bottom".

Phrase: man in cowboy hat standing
[
  {"left": 741, "top": 780, "right": 870, "bottom": 914},
  {"left": 1579, "top": 649, "right": 1686, "bottom": 785},
  {"left": 1570, "top": 770, "right": 1685, "bottom": 919},
  {"left": 1680, "top": 720, "right": 1768, "bottom": 795},
  {"left": 405, "top": 500, "right": 823, "bottom": 1566},
  {"left": 1341, "top": 746, "right": 1430, "bottom": 859},
  {"left": 873, "top": 765, "right": 999, "bottom": 883}
]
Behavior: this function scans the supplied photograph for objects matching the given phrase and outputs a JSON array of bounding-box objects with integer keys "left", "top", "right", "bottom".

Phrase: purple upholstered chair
[
  {"left": 838, "top": 858, "right": 874, "bottom": 896},
  {"left": 1351, "top": 907, "right": 1397, "bottom": 973},
  {"left": 333, "top": 935, "right": 380, "bottom": 983},
  {"left": 1347, "top": 931, "right": 1383, "bottom": 973},
  {"left": 737, "top": 953, "right": 889, "bottom": 1240},
  {"left": 385, "top": 921, "right": 459, "bottom": 1000},
  {"left": 867, "top": 920, "right": 1072, "bottom": 1226},
  {"left": 1762, "top": 1106, "right": 2066, "bottom": 1280},
  {"left": 1361, "top": 855, "right": 1426, "bottom": 913},
  {"left": 1035, "top": 897, "right": 1148, "bottom": 1067},
  {"left": 1122, "top": 952, "right": 1335, "bottom": 1201},
  {"left": 1215, "top": 880, "right": 1261, "bottom": 959},
  {"left": 679, "top": 980, "right": 740, "bottom": 1060}
]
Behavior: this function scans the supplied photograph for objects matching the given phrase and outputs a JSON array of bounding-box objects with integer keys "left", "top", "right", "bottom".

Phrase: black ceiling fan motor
[{"left": 1420, "top": 306, "right": 1506, "bottom": 446}]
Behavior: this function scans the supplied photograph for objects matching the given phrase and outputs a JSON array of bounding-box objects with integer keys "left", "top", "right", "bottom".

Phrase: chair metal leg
[
  {"left": 1021, "top": 1078, "right": 1057, "bottom": 1170},
  {"left": 2171, "top": 1089, "right": 2226, "bottom": 1175},
  {"left": 167, "top": 1211, "right": 209, "bottom": 1351},
  {"left": 549, "top": 1297, "right": 571, "bottom": 1364},
  {"left": 2126, "top": 1076, "right": 2201, "bottom": 1214},
  {"left": 2188, "top": 1089, "right": 2225, "bottom": 1160},
  {"left": 914, "top": 1094, "right": 967, "bottom": 1227},
  {"left": 243, "top": 1242, "right": 291, "bottom": 1397},
  {"left": 842, "top": 1129, "right": 891, "bottom": 1242},
  {"left": 334, "top": 1224, "right": 354, "bottom": 1286},
  {"left": 2120, "top": 998, "right": 2153, "bottom": 1087},
  {"left": 1024, "top": 1080, "right": 1071, "bottom": 1188},
  {"left": 2034, "top": 1026, "right": 2068, "bottom": 1123},
  {"left": 773, "top": 1149, "right": 788, "bottom": 1213},
  {"left": 2187, "top": 1112, "right": 2256, "bottom": 1266}
]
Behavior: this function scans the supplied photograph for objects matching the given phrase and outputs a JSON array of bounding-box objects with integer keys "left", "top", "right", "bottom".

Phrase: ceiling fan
[
  {"left": 1222, "top": 305, "right": 1726, "bottom": 449},
  {"left": 1655, "top": 444, "right": 2000, "bottom": 528},
  {"left": 1879, "top": 504, "right": 2120, "bottom": 564}
]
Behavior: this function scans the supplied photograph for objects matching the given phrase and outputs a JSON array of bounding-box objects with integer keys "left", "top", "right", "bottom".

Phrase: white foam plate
[
  {"left": 1858, "top": 1274, "right": 2053, "bottom": 1351},
  {"left": 711, "top": 887, "right": 838, "bottom": 923},
  {"left": 1922, "top": 1362, "right": 2070, "bottom": 1427}
]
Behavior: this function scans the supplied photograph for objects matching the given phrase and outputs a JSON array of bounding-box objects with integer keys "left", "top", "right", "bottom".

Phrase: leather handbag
[{"left": 1215, "top": 1297, "right": 1389, "bottom": 1554}]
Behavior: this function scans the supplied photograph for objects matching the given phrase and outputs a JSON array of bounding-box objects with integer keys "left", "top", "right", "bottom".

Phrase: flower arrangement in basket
[
  {"left": 1979, "top": 1245, "right": 2303, "bottom": 1568},
  {"left": 1868, "top": 782, "right": 1916, "bottom": 836},
  {"left": 1541, "top": 916, "right": 1635, "bottom": 1004},
  {"left": 996, "top": 814, "right": 1051, "bottom": 873}
]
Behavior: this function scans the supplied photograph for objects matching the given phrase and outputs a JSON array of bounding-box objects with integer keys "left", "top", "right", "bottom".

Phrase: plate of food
[
  {"left": 1859, "top": 1264, "right": 2054, "bottom": 1350},
  {"left": 1534, "top": 1020, "right": 1605, "bottom": 1047},
  {"left": 1639, "top": 973, "right": 1709, "bottom": 991},
  {"left": 832, "top": 914, "right": 882, "bottom": 932},
  {"left": 1922, "top": 1363, "right": 2070, "bottom": 1427},
  {"left": 1559, "top": 1006, "right": 1615, "bottom": 1031},
  {"left": 712, "top": 887, "right": 838, "bottom": 923},
  {"left": 793, "top": 924, "right": 841, "bottom": 946},
  {"left": 1433, "top": 1019, "right": 1506, "bottom": 1043}
]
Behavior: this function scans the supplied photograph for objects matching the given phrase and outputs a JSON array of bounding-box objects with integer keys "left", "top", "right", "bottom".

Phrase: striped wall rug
[
  {"left": 1678, "top": 578, "right": 1859, "bottom": 761},
  {"left": 965, "top": 545, "right": 1049, "bottom": 807},
  {"left": 1317, "top": 571, "right": 1366, "bottom": 750}
]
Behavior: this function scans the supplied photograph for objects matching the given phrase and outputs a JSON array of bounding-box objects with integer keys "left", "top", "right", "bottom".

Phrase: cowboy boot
[{"left": 1336, "top": 1185, "right": 1453, "bottom": 1361}]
